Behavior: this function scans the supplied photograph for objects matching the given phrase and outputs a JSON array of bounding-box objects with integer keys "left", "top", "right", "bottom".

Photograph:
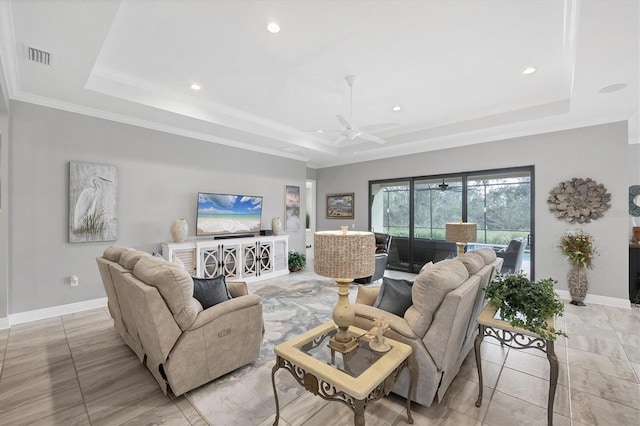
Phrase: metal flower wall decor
[{"left": 547, "top": 177, "right": 611, "bottom": 223}]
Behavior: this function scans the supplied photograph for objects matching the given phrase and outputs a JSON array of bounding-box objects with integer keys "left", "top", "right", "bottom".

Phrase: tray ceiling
[{"left": 0, "top": 0, "right": 637, "bottom": 167}]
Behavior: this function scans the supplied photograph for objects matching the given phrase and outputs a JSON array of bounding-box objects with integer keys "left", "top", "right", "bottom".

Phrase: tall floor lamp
[
  {"left": 314, "top": 230, "right": 375, "bottom": 353},
  {"left": 445, "top": 222, "right": 478, "bottom": 257}
]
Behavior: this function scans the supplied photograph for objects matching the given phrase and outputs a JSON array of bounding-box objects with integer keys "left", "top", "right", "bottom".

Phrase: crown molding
[
  {"left": 89, "top": 65, "right": 337, "bottom": 155},
  {"left": 318, "top": 115, "right": 631, "bottom": 169},
  {"left": 11, "top": 90, "right": 311, "bottom": 162}
]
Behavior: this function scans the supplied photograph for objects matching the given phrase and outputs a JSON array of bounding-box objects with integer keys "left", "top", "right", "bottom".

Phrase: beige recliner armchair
[
  {"left": 352, "top": 248, "right": 502, "bottom": 407},
  {"left": 96, "top": 246, "right": 263, "bottom": 396}
]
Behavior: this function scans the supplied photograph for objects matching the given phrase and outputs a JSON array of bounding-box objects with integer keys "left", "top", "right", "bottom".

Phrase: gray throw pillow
[
  {"left": 373, "top": 277, "right": 414, "bottom": 317},
  {"left": 192, "top": 275, "right": 231, "bottom": 309}
]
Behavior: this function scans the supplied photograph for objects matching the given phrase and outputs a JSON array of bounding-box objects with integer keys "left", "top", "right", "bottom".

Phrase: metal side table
[{"left": 474, "top": 304, "right": 559, "bottom": 426}]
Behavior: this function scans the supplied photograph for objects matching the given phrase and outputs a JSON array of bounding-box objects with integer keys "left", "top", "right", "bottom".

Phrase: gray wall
[
  {"left": 306, "top": 167, "right": 317, "bottom": 180},
  {"left": 8, "top": 101, "right": 307, "bottom": 314},
  {"left": 317, "top": 122, "right": 630, "bottom": 301},
  {"left": 0, "top": 114, "right": 8, "bottom": 320}
]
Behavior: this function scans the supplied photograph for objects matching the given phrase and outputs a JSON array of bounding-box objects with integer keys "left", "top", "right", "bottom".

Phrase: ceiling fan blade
[
  {"left": 358, "top": 132, "right": 386, "bottom": 144},
  {"left": 335, "top": 114, "right": 351, "bottom": 129},
  {"left": 334, "top": 135, "right": 347, "bottom": 145},
  {"left": 360, "top": 122, "right": 400, "bottom": 132}
]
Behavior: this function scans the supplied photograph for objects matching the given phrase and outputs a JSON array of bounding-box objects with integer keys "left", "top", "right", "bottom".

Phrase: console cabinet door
[
  {"left": 259, "top": 241, "right": 274, "bottom": 275},
  {"left": 168, "top": 236, "right": 288, "bottom": 282},
  {"left": 242, "top": 242, "right": 258, "bottom": 278},
  {"left": 201, "top": 246, "right": 221, "bottom": 278}
]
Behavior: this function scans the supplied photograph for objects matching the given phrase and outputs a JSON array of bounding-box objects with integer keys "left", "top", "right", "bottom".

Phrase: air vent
[{"left": 26, "top": 46, "right": 51, "bottom": 65}]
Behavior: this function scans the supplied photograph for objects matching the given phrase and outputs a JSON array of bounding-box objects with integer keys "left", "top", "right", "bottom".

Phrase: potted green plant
[
  {"left": 288, "top": 251, "right": 306, "bottom": 272},
  {"left": 559, "top": 230, "right": 596, "bottom": 306},
  {"left": 485, "top": 272, "right": 566, "bottom": 340}
]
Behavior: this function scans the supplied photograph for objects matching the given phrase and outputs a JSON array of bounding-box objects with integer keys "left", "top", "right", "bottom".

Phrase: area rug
[{"left": 184, "top": 274, "right": 353, "bottom": 425}]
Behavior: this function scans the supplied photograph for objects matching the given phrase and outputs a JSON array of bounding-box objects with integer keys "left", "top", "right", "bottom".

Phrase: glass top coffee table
[{"left": 271, "top": 321, "right": 413, "bottom": 426}]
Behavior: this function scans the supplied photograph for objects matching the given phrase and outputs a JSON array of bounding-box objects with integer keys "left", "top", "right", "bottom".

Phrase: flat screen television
[{"left": 196, "top": 192, "right": 263, "bottom": 237}]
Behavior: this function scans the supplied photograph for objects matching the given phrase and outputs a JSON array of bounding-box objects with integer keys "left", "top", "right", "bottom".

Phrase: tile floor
[{"left": 0, "top": 272, "right": 638, "bottom": 425}]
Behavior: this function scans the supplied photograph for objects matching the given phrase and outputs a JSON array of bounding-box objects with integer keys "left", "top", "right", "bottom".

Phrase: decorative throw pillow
[
  {"left": 192, "top": 275, "right": 231, "bottom": 309},
  {"left": 373, "top": 277, "right": 414, "bottom": 317}
]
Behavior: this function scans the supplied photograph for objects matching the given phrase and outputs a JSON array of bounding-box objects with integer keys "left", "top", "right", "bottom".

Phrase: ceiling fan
[{"left": 313, "top": 75, "right": 399, "bottom": 145}]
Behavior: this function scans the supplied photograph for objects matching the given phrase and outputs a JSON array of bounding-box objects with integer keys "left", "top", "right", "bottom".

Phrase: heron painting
[{"left": 69, "top": 161, "right": 118, "bottom": 243}]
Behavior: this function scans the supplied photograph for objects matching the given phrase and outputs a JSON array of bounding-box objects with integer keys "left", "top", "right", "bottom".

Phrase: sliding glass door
[
  {"left": 412, "top": 177, "right": 463, "bottom": 271},
  {"left": 369, "top": 167, "right": 534, "bottom": 277},
  {"left": 371, "top": 180, "right": 410, "bottom": 270},
  {"left": 467, "top": 170, "right": 532, "bottom": 277}
]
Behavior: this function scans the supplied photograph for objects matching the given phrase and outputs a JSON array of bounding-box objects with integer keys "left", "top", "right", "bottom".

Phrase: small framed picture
[
  {"left": 285, "top": 185, "right": 301, "bottom": 231},
  {"left": 326, "top": 193, "right": 354, "bottom": 219}
]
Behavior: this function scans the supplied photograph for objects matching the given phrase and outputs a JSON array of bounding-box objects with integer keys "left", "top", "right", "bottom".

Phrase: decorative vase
[
  {"left": 567, "top": 265, "right": 588, "bottom": 306},
  {"left": 272, "top": 217, "right": 283, "bottom": 236},
  {"left": 171, "top": 219, "right": 188, "bottom": 242}
]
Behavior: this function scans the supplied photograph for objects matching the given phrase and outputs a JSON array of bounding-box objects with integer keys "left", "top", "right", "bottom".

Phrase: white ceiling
[{"left": 0, "top": 0, "right": 638, "bottom": 168}]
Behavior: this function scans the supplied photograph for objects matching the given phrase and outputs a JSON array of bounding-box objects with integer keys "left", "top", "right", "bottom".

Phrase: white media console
[{"left": 161, "top": 235, "right": 289, "bottom": 283}]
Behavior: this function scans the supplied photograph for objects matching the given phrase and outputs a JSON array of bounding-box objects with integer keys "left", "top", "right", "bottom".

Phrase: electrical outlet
[
  {"left": 70, "top": 275, "right": 78, "bottom": 287},
  {"left": 351, "top": 223, "right": 355, "bottom": 229}
]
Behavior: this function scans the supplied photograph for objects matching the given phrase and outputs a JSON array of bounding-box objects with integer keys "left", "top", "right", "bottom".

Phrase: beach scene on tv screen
[{"left": 197, "top": 193, "right": 262, "bottom": 235}]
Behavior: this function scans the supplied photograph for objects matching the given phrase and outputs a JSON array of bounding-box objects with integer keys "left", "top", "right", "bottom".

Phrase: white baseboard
[
  {"left": 7, "top": 297, "right": 108, "bottom": 327},
  {"left": 555, "top": 290, "right": 631, "bottom": 309},
  {"left": 0, "top": 316, "right": 9, "bottom": 330}
]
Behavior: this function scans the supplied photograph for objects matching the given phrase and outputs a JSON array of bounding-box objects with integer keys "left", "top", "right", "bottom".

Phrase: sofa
[
  {"left": 96, "top": 246, "right": 264, "bottom": 396},
  {"left": 388, "top": 237, "right": 458, "bottom": 271},
  {"left": 352, "top": 248, "right": 503, "bottom": 407}
]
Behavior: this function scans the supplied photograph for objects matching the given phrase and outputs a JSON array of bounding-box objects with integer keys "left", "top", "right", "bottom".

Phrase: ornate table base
[
  {"left": 474, "top": 323, "right": 558, "bottom": 426},
  {"left": 271, "top": 354, "right": 413, "bottom": 426}
]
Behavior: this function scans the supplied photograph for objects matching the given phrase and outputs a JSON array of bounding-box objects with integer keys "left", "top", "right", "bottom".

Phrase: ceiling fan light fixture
[{"left": 267, "top": 22, "right": 281, "bottom": 33}]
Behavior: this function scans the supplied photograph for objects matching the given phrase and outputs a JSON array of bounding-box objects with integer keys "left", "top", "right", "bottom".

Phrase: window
[{"left": 369, "top": 167, "right": 534, "bottom": 276}]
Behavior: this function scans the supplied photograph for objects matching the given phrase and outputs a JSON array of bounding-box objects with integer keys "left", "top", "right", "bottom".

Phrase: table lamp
[
  {"left": 445, "top": 221, "right": 477, "bottom": 257},
  {"left": 314, "top": 229, "right": 375, "bottom": 353}
]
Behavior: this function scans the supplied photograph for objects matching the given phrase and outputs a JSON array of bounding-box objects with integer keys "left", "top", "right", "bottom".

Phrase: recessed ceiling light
[
  {"left": 598, "top": 83, "right": 627, "bottom": 94},
  {"left": 392, "top": 105, "right": 402, "bottom": 112},
  {"left": 522, "top": 67, "right": 537, "bottom": 75},
  {"left": 190, "top": 83, "right": 201, "bottom": 91},
  {"left": 267, "top": 22, "right": 280, "bottom": 33},
  {"left": 316, "top": 130, "right": 324, "bottom": 133}
]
